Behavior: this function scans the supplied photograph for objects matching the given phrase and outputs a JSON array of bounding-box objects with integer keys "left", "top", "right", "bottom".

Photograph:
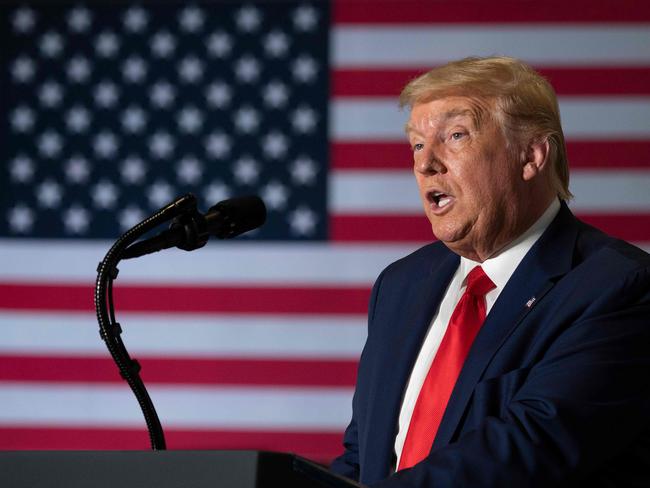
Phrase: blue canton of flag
[{"left": 2, "top": 1, "right": 329, "bottom": 240}]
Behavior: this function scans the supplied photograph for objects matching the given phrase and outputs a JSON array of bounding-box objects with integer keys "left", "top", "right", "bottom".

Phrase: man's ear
[{"left": 521, "top": 138, "right": 550, "bottom": 181}]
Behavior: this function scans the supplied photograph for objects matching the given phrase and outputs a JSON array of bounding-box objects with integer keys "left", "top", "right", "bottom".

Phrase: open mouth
[{"left": 428, "top": 190, "right": 454, "bottom": 209}]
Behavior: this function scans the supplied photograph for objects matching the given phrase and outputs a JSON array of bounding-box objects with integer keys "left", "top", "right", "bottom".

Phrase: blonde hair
[{"left": 400, "top": 56, "right": 572, "bottom": 200}]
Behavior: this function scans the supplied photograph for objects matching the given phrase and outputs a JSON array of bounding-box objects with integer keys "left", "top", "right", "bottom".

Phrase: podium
[{"left": 0, "top": 450, "right": 360, "bottom": 488}]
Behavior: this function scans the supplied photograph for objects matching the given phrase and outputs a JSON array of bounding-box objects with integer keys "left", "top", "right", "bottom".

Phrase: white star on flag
[
  {"left": 67, "top": 56, "right": 91, "bottom": 83},
  {"left": 177, "top": 106, "right": 204, "bottom": 134},
  {"left": 40, "top": 32, "right": 64, "bottom": 58},
  {"left": 36, "top": 180, "right": 63, "bottom": 208},
  {"left": 290, "top": 156, "right": 318, "bottom": 185},
  {"left": 12, "top": 7, "right": 36, "bottom": 34},
  {"left": 10, "top": 106, "right": 35, "bottom": 132},
  {"left": 149, "top": 132, "right": 175, "bottom": 159},
  {"left": 65, "top": 106, "right": 92, "bottom": 133},
  {"left": 235, "top": 55, "right": 261, "bottom": 82},
  {"left": 291, "top": 105, "right": 318, "bottom": 133},
  {"left": 94, "top": 82, "right": 120, "bottom": 108},
  {"left": 93, "top": 131, "right": 119, "bottom": 159},
  {"left": 147, "top": 181, "right": 175, "bottom": 208},
  {"left": 292, "top": 55, "right": 318, "bottom": 83},
  {"left": 9, "top": 156, "right": 35, "bottom": 183},
  {"left": 7, "top": 205, "right": 34, "bottom": 233},
  {"left": 67, "top": 6, "right": 92, "bottom": 32},
  {"left": 121, "top": 106, "right": 147, "bottom": 133},
  {"left": 205, "top": 81, "right": 232, "bottom": 108},
  {"left": 262, "top": 181, "right": 289, "bottom": 210},
  {"left": 151, "top": 31, "right": 176, "bottom": 58},
  {"left": 11, "top": 56, "right": 36, "bottom": 83},
  {"left": 63, "top": 205, "right": 90, "bottom": 234},
  {"left": 233, "top": 106, "right": 261, "bottom": 133},
  {"left": 177, "top": 156, "right": 203, "bottom": 184},
  {"left": 150, "top": 81, "right": 176, "bottom": 108},
  {"left": 178, "top": 56, "right": 204, "bottom": 83},
  {"left": 205, "top": 132, "right": 232, "bottom": 159},
  {"left": 37, "top": 131, "right": 63, "bottom": 158},
  {"left": 262, "top": 131, "right": 289, "bottom": 159},
  {"left": 92, "top": 181, "right": 119, "bottom": 209},
  {"left": 118, "top": 206, "right": 145, "bottom": 230},
  {"left": 122, "top": 57, "right": 148, "bottom": 83},
  {"left": 293, "top": 5, "right": 318, "bottom": 31},
  {"left": 179, "top": 6, "right": 205, "bottom": 32},
  {"left": 206, "top": 31, "right": 232, "bottom": 58},
  {"left": 39, "top": 81, "right": 64, "bottom": 108},
  {"left": 95, "top": 31, "right": 120, "bottom": 58},
  {"left": 235, "top": 5, "right": 262, "bottom": 32},
  {"left": 288, "top": 206, "right": 317, "bottom": 236},
  {"left": 263, "top": 81, "right": 290, "bottom": 108},
  {"left": 232, "top": 156, "right": 260, "bottom": 185},
  {"left": 123, "top": 7, "right": 149, "bottom": 33},
  {"left": 120, "top": 156, "right": 147, "bottom": 184},
  {"left": 203, "top": 181, "right": 231, "bottom": 205},
  {"left": 264, "top": 31, "right": 290, "bottom": 57},
  {"left": 64, "top": 156, "right": 91, "bottom": 184}
]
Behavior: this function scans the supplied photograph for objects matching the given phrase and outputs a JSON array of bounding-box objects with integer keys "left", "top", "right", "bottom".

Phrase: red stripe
[
  {"left": 331, "top": 141, "right": 650, "bottom": 170},
  {"left": 333, "top": 0, "right": 650, "bottom": 23},
  {"left": 0, "top": 355, "right": 358, "bottom": 387},
  {"left": 567, "top": 141, "right": 650, "bottom": 169},
  {"left": 331, "top": 214, "right": 650, "bottom": 242},
  {"left": 0, "top": 426, "right": 342, "bottom": 461},
  {"left": 332, "top": 68, "right": 650, "bottom": 97},
  {"left": 331, "top": 215, "right": 433, "bottom": 242},
  {"left": 576, "top": 213, "right": 650, "bottom": 242},
  {"left": 0, "top": 284, "right": 369, "bottom": 314}
]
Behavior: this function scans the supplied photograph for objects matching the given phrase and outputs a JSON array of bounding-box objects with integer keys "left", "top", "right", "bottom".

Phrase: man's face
[{"left": 407, "top": 96, "right": 530, "bottom": 261}]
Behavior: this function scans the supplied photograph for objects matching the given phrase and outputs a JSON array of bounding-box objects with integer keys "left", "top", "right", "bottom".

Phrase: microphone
[{"left": 121, "top": 195, "right": 266, "bottom": 259}]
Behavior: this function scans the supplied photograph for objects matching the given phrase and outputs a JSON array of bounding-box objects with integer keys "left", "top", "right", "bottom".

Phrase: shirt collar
[{"left": 459, "top": 198, "right": 561, "bottom": 290}]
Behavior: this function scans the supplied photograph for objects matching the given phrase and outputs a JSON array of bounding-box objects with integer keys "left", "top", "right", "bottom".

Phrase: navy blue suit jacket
[{"left": 331, "top": 204, "right": 650, "bottom": 487}]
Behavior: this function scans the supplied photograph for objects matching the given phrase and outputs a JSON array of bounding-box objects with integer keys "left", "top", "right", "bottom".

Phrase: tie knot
[{"left": 465, "top": 266, "right": 495, "bottom": 297}]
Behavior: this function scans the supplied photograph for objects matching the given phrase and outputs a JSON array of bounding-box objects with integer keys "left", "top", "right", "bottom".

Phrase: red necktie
[{"left": 398, "top": 266, "right": 495, "bottom": 470}]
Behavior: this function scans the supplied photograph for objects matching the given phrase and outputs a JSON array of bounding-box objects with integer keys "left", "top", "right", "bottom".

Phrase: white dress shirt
[{"left": 393, "top": 198, "right": 561, "bottom": 467}]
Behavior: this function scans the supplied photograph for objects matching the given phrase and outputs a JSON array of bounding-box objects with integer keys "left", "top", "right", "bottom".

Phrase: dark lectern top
[{"left": 0, "top": 450, "right": 361, "bottom": 488}]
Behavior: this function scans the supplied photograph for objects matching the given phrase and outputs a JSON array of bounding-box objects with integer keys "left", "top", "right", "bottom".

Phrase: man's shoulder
[
  {"left": 574, "top": 218, "right": 650, "bottom": 273},
  {"left": 554, "top": 218, "right": 650, "bottom": 310},
  {"left": 380, "top": 240, "right": 454, "bottom": 280}
]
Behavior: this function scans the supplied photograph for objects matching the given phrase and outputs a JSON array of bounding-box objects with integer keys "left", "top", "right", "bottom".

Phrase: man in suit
[{"left": 330, "top": 57, "right": 650, "bottom": 487}]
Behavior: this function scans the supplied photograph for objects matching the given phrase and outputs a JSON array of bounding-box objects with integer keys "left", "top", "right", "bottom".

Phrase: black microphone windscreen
[{"left": 207, "top": 195, "right": 267, "bottom": 239}]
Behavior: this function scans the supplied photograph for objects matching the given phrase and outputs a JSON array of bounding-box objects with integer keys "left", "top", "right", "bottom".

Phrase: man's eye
[
  {"left": 451, "top": 132, "right": 465, "bottom": 140},
  {"left": 413, "top": 143, "right": 424, "bottom": 152}
]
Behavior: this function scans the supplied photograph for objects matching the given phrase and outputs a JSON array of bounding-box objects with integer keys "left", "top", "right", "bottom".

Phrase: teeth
[{"left": 438, "top": 197, "right": 452, "bottom": 208}]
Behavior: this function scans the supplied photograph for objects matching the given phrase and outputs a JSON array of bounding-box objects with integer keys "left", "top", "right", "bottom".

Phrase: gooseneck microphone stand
[{"left": 94, "top": 194, "right": 197, "bottom": 450}]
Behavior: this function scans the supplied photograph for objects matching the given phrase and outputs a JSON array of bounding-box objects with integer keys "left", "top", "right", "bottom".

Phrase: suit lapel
[
  {"left": 432, "top": 203, "right": 580, "bottom": 449},
  {"left": 362, "top": 249, "right": 459, "bottom": 479}
]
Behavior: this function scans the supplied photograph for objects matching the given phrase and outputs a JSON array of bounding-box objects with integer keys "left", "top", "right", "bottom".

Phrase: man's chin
[
  {"left": 431, "top": 224, "right": 466, "bottom": 247},
  {"left": 432, "top": 228, "right": 481, "bottom": 260}
]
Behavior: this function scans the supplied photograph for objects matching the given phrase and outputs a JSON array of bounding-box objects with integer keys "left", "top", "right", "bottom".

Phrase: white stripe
[
  {"left": 0, "top": 239, "right": 416, "bottom": 284},
  {"left": 0, "top": 382, "right": 352, "bottom": 430},
  {"left": 332, "top": 25, "right": 650, "bottom": 67},
  {"left": 331, "top": 171, "right": 420, "bottom": 214},
  {"left": 0, "top": 312, "right": 366, "bottom": 359},
  {"left": 568, "top": 170, "right": 650, "bottom": 212},
  {"left": 330, "top": 98, "right": 650, "bottom": 140},
  {"left": 331, "top": 170, "right": 650, "bottom": 213}
]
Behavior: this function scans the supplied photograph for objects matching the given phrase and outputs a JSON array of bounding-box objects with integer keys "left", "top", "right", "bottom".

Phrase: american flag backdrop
[{"left": 1, "top": 0, "right": 649, "bottom": 463}]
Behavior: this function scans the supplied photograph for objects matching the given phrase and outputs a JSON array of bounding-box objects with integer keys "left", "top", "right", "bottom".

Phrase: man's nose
[{"left": 414, "top": 151, "right": 446, "bottom": 175}]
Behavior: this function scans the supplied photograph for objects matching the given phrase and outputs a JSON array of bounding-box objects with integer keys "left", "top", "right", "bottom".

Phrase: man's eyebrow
[
  {"left": 441, "top": 108, "right": 475, "bottom": 121},
  {"left": 404, "top": 123, "right": 422, "bottom": 136},
  {"left": 404, "top": 108, "right": 477, "bottom": 135}
]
